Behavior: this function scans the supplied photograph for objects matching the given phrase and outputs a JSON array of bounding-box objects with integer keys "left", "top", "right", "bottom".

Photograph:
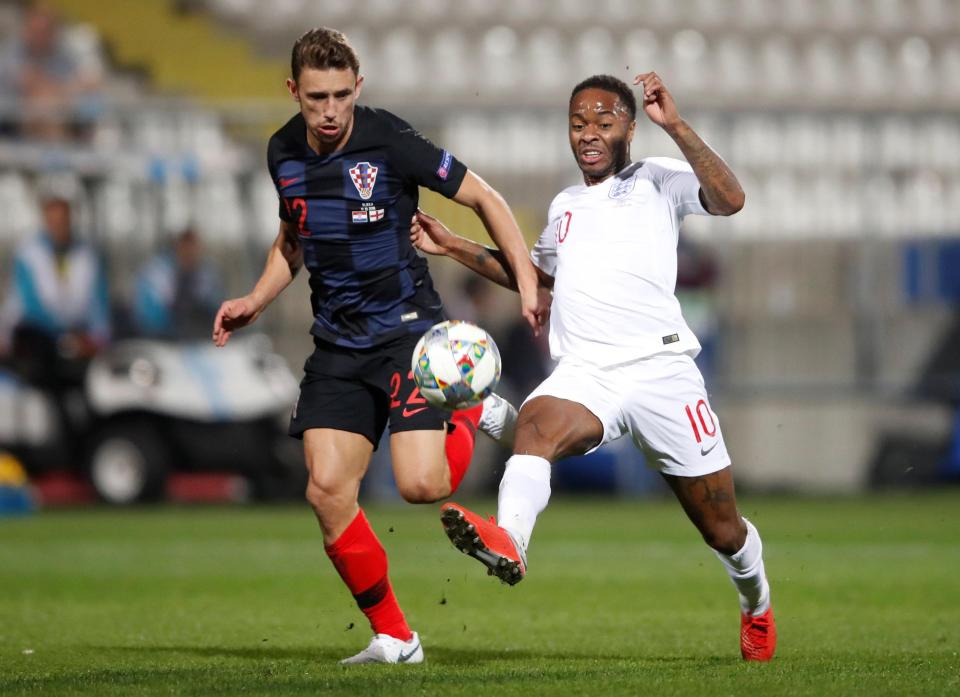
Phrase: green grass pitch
[{"left": 2, "top": 494, "right": 958, "bottom": 696}]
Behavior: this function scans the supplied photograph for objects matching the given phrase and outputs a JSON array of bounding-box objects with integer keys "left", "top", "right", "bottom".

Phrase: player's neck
[
  {"left": 582, "top": 157, "right": 632, "bottom": 187},
  {"left": 583, "top": 172, "right": 612, "bottom": 186}
]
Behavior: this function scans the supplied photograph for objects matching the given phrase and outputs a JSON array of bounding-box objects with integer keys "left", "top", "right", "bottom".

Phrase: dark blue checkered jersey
[{"left": 267, "top": 106, "right": 467, "bottom": 348}]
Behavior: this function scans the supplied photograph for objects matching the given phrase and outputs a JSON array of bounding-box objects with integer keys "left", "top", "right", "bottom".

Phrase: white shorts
[{"left": 523, "top": 352, "right": 731, "bottom": 478}]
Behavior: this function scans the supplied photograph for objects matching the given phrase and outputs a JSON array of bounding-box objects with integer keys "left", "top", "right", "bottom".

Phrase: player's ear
[
  {"left": 627, "top": 119, "right": 637, "bottom": 140},
  {"left": 354, "top": 73, "right": 364, "bottom": 99},
  {"left": 286, "top": 78, "right": 300, "bottom": 102}
]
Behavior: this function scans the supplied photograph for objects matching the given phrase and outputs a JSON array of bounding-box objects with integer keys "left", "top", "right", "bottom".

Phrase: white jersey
[{"left": 531, "top": 157, "right": 711, "bottom": 367}]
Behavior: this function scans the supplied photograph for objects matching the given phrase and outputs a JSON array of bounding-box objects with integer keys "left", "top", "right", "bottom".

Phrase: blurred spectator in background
[
  {"left": 915, "top": 287, "right": 960, "bottom": 481},
  {"left": 0, "top": 1, "right": 104, "bottom": 141},
  {"left": 497, "top": 314, "right": 551, "bottom": 406},
  {"left": 675, "top": 237, "right": 719, "bottom": 384},
  {"left": 444, "top": 274, "right": 498, "bottom": 327},
  {"left": 443, "top": 272, "right": 551, "bottom": 405},
  {"left": 132, "top": 228, "right": 224, "bottom": 340},
  {"left": 0, "top": 174, "right": 110, "bottom": 383}
]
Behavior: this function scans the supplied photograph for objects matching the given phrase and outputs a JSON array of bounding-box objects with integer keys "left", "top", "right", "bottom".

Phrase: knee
[
  {"left": 513, "top": 401, "right": 601, "bottom": 461},
  {"left": 513, "top": 422, "right": 562, "bottom": 460},
  {"left": 395, "top": 473, "right": 447, "bottom": 504},
  {"left": 701, "top": 517, "right": 747, "bottom": 555},
  {"left": 304, "top": 469, "right": 348, "bottom": 516}
]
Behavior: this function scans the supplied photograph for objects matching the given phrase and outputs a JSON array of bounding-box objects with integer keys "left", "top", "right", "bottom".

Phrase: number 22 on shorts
[{"left": 391, "top": 370, "right": 429, "bottom": 418}]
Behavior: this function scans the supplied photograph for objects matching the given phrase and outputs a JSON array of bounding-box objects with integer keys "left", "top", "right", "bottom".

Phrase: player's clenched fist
[
  {"left": 212, "top": 296, "right": 261, "bottom": 347},
  {"left": 633, "top": 71, "right": 682, "bottom": 132},
  {"left": 410, "top": 209, "right": 452, "bottom": 256}
]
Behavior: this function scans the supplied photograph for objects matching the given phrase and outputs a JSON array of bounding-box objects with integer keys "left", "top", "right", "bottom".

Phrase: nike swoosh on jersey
[
  {"left": 402, "top": 406, "right": 430, "bottom": 418},
  {"left": 397, "top": 640, "right": 421, "bottom": 663},
  {"left": 700, "top": 441, "right": 719, "bottom": 456},
  {"left": 278, "top": 177, "right": 301, "bottom": 187}
]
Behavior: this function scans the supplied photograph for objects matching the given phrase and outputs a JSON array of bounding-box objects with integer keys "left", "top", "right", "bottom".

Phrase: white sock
[
  {"left": 497, "top": 454, "right": 551, "bottom": 551},
  {"left": 713, "top": 518, "right": 771, "bottom": 616}
]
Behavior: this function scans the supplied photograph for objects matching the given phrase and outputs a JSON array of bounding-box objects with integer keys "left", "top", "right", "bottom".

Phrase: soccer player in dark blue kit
[{"left": 212, "top": 28, "right": 543, "bottom": 664}]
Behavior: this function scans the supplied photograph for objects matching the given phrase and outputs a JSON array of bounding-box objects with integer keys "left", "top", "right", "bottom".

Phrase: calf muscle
[{"left": 663, "top": 467, "right": 746, "bottom": 554}]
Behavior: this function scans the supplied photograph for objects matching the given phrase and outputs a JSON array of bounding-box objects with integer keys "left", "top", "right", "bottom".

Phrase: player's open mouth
[
  {"left": 580, "top": 149, "right": 603, "bottom": 165},
  {"left": 319, "top": 125, "right": 340, "bottom": 137}
]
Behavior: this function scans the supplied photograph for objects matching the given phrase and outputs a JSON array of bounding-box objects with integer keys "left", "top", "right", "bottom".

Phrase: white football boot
[
  {"left": 478, "top": 393, "right": 518, "bottom": 448},
  {"left": 339, "top": 631, "right": 424, "bottom": 665}
]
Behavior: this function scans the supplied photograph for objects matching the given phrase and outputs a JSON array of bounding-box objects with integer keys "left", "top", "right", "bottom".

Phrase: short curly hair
[
  {"left": 569, "top": 74, "right": 637, "bottom": 120},
  {"left": 291, "top": 27, "right": 360, "bottom": 80}
]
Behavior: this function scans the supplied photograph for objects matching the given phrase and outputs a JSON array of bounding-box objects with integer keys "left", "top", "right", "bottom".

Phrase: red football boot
[
  {"left": 440, "top": 502, "right": 526, "bottom": 585},
  {"left": 740, "top": 606, "right": 777, "bottom": 661}
]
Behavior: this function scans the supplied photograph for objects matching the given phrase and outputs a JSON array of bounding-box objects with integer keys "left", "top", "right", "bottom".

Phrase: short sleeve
[
  {"left": 646, "top": 157, "right": 709, "bottom": 219},
  {"left": 277, "top": 199, "right": 293, "bottom": 223},
  {"left": 530, "top": 206, "right": 560, "bottom": 277},
  {"left": 385, "top": 113, "right": 467, "bottom": 198},
  {"left": 266, "top": 138, "right": 293, "bottom": 223}
]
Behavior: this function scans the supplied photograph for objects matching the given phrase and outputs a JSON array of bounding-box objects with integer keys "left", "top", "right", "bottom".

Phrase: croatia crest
[{"left": 349, "top": 161, "right": 378, "bottom": 200}]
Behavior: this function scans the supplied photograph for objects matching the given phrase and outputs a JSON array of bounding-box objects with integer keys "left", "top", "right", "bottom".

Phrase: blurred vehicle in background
[{"left": 0, "top": 332, "right": 303, "bottom": 504}]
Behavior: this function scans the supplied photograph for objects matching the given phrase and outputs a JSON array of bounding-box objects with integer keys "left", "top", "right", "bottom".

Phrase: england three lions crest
[
  {"left": 609, "top": 174, "right": 637, "bottom": 199},
  {"left": 349, "top": 162, "right": 378, "bottom": 200}
]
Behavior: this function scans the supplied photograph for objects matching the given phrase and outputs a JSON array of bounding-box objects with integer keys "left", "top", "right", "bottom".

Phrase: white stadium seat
[
  {"left": 851, "top": 36, "right": 890, "bottom": 101},
  {"left": 480, "top": 26, "right": 521, "bottom": 91},
  {"left": 0, "top": 173, "right": 39, "bottom": 246},
  {"left": 193, "top": 178, "right": 245, "bottom": 246},
  {"left": 575, "top": 27, "right": 617, "bottom": 79},
  {"left": 622, "top": 29, "right": 660, "bottom": 77},
  {"left": 526, "top": 27, "right": 569, "bottom": 92},
  {"left": 96, "top": 177, "right": 139, "bottom": 249},
  {"left": 428, "top": 28, "right": 470, "bottom": 93},
  {"left": 380, "top": 28, "right": 421, "bottom": 92},
  {"left": 938, "top": 41, "right": 960, "bottom": 102},
  {"left": 758, "top": 35, "right": 797, "bottom": 97},
  {"left": 714, "top": 35, "right": 755, "bottom": 97},
  {"left": 251, "top": 173, "right": 284, "bottom": 247},
  {"left": 803, "top": 37, "right": 846, "bottom": 99}
]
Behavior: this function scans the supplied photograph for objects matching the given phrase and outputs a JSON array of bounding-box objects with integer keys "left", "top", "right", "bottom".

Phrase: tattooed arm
[
  {"left": 667, "top": 121, "right": 745, "bottom": 216},
  {"left": 634, "top": 71, "right": 745, "bottom": 216}
]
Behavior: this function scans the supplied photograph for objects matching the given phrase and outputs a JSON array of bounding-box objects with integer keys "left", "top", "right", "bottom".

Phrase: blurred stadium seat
[{"left": 0, "top": 172, "right": 38, "bottom": 246}]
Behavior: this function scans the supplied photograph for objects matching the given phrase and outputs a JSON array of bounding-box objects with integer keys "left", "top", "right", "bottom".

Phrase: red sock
[
  {"left": 445, "top": 403, "right": 483, "bottom": 494},
  {"left": 324, "top": 509, "right": 412, "bottom": 641}
]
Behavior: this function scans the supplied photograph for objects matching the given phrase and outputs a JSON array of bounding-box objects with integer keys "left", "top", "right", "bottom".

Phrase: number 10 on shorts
[{"left": 685, "top": 399, "right": 716, "bottom": 443}]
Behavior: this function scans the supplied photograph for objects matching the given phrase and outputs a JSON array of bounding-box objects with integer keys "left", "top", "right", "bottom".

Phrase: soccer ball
[{"left": 411, "top": 320, "right": 501, "bottom": 410}]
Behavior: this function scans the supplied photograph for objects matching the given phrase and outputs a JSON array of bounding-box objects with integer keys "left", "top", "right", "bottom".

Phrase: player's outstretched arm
[
  {"left": 411, "top": 210, "right": 514, "bottom": 288},
  {"left": 634, "top": 71, "right": 745, "bottom": 216},
  {"left": 411, "top": 211, "right": 552, "bottom": 330},
  {"left": 212, "top": 220, "right": 302, "bottom": 347},
  {"left": 451, "top": 171, "right": 541, "bottom": 330}
]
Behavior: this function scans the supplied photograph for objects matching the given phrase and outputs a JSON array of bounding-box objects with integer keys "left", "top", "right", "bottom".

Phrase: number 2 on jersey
[{"left": 284, "top": 197, "right": 309, "bottom": 236}]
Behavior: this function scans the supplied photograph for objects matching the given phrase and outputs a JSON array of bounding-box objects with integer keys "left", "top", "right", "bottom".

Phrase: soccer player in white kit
[{"left": 410, "top": 72, "right": 776, "bottom": 661}]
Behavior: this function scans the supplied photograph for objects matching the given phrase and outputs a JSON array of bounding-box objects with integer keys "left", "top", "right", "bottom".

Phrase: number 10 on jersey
[{"left": 556, "top": 211, "right": 572, "bottom": 244}]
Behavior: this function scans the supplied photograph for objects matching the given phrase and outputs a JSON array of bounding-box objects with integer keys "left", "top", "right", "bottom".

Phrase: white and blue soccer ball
[{"left": 411, "top": 320, "right": 501, "bottom": 410}]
